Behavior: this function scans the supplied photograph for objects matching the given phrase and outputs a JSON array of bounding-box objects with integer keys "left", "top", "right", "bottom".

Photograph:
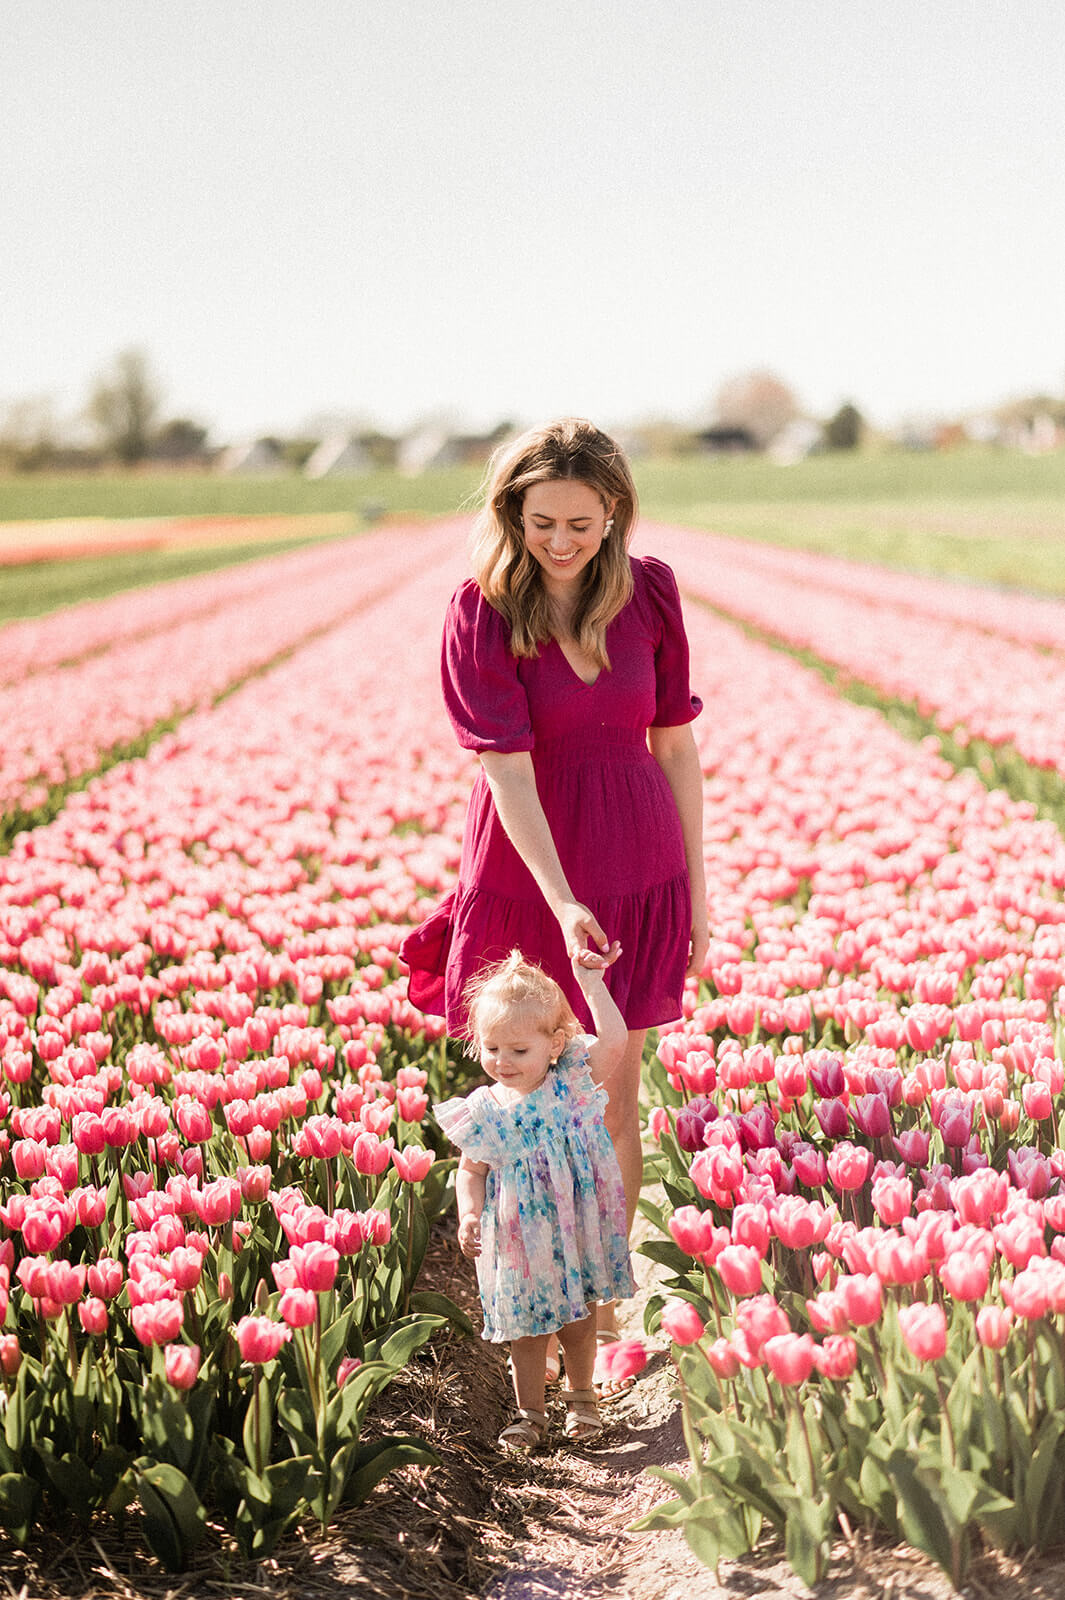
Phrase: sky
[{"left": 2, "top": 2, "right": 1064, "bottom": 445}]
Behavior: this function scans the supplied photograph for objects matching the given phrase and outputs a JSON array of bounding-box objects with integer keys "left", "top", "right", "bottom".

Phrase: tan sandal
[
  {"left": 562, "top": 1387, "right": 603, "bottom": 1442},
  {"left": 498, "top": 1408, "right": 548, "bottom": 1452},
  {"left": 593, "top": 1330, "right": 636, "bottom": 1402}
]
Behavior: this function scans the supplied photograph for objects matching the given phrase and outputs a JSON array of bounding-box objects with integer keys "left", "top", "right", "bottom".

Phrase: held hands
[
  {"left": 572, "top": 940, "right": 622, "bottom": 975},
  {"left": 457, "top": 1213, "right": 482, "bottom": 1259},
  {"left": 558, "top": 899, "right": 615, "bottom": 965}
]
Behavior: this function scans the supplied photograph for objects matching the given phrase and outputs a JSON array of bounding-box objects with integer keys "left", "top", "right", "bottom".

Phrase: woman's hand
[
  {"left": 687, "top": 912, "right": 710, "bottom": 979},
  {"left": 557, "top": 899, "right": 610, "bottom": 961}
]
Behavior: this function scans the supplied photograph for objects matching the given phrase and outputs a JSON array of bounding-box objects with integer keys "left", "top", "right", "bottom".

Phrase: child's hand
[
  {"left": 457, "top": 1213, "right": 482, "bottom": 1259},
  {"left": 573, "top": 940, "right": 622, "bottom": 974}
]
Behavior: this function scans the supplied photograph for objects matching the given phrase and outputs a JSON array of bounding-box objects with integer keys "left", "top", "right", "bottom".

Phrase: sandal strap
[{"left": 563, "top": 1388, "right": 598, "bottom": 1405}]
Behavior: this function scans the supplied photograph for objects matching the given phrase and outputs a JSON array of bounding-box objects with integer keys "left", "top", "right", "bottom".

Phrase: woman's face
[{"left": 520, "top": 479, "right": 614, "bottom": 597}]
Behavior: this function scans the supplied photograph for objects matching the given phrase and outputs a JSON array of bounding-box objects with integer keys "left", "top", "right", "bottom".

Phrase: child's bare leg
[
  {"left": 557, "top": 1311, "right": 602, "bottom": 1440},
  {"left": 556, "top": 1311, "right": 596, "bottom": 1392},
  {"left": 507, "top": 1333, "right": 549, "bottom": 1414}
]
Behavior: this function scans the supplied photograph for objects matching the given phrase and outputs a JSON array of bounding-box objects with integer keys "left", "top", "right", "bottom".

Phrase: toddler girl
[{"left": 434, "top": 944, "right": 635, "bottom": 1450}]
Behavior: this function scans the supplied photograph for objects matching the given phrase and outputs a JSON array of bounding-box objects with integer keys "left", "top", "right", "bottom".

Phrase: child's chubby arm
[
  {"left": 572, "top": 942, "right": 628, "bottom": 1085},
  {"left": 456, "top": 1153, "right": 488, "bottom": 1259}
]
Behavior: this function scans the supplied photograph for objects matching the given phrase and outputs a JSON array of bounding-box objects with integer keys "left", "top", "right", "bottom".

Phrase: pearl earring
[{"left": 604, "top": 518, "right": 614, "bottom": 536}]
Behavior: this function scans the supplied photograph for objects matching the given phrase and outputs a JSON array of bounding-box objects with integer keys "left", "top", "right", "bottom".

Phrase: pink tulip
[
  {"left": 764, "top": 1332, "right": 816, "bottom": 1386},
  {"left": 0, "top": 1334, "right": 21, "bottom": 1377},
  {"left": 391, "top": 1144, "right": 433, "bottom": 1183},
  {"left": 872, "top": 1175, "right": 913, "bottom": 1227},
  {"left": 278, "top": 1287, "right": 319, "bottom": 1328},
  {"left": 337, "top": 1355, "right": 363, "bottom": 1388},
  {"left": 597, "top": 1338, "right": 647, "bottom": 1386},
  {"left": 735, "top": 1294, "right": 790, "bottom": 1358},
  {"left": 938, "top": 1250, "right": 990, "bottom": 1302},
  {"left": 131, "top": 1299, "right": 185, "bottom": 1346},
  {"left": 164, "top": 1343, "right": 200, "bottom": 1390},
  {"left": 827, "top": 1142, "right": 873, "bottom": 1193},
  {"left": 352, "top": 1131, "right": 394, "bottom": 1175},
  {"left": 813, "top": 1335, "right": 858, "bottom": 1380},
  {"left": 897, "top": 1302, "right": 947, "bottom": 1362},
  {"left": 661, "top": 1301, "right": 706, "bottom": 1346},
  {"left": 289, "top": 1240, "right": 339, "bottom": 1293},
  {"left": 707, "top": 1337, "right": 741, "bottom": 1379},
  {"left": 87, "top": 1256, "right": 124, "bottom": 1300},
  {"left": 78, "top": 1297, "right": 109, "bottom": 1336},
  {"left": 835, "top": 1273, "right": 883, "bottom": 1328},
  {"left": 175, "top": 1096, "right": 213, "bottom": 1144},
  {"left": 234, "top": 1314, "right": 291, "bottom": 1364},
  {"left": 716, "top": 1245, "right": 764, "bottom": 1297},
  {"left": 668, "top": 1205, "right": 719, "bottom": 1258},
  {"left": 975, "top": 1305, "right": 1014, "bottom": 1349}
]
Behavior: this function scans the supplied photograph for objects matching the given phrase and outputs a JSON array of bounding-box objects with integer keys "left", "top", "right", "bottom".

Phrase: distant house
[
  {"left": 215, "top": 438, "right": 284, "bottom": 475},
  {"left": 768, "top": 418, "right": 823, "bottom": 465},
  {"left": 693, "top": 425, "right": 758, "bottom": 454},
  {"left": 397, "top": 421, "right": 513, "bottom": 475},
  {"left": 304, "top": 433, "right": 375, "bottom": 478}
]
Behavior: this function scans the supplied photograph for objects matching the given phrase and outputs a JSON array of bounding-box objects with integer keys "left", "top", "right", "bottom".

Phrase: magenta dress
[{"left": 400, "top": 555, "right": 702, "bottom": 1033}]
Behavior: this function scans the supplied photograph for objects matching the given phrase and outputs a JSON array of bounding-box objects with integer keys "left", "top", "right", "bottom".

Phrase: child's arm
[
  {"left": 572, "top": 943, "right": 627, "bottom": 1085},
  {"left": 456, "top": 1154, "right": 488, "bottom": 1259}
]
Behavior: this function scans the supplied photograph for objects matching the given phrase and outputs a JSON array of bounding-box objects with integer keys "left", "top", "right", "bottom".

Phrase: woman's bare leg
[{"left": 597, "top": 1027, "right": 646, "bottom": 1348}]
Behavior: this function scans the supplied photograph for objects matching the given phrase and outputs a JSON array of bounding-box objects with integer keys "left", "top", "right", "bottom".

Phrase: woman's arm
[
  {"left": 479, "top": 750, "right": 610, "bottom": 955},
  {"left": 648, "top": 723, "right": 709, "bottom": 977},
  {"left": 456, "top": 1155, "right": 488, "bottom": 1259},
  {"left": 572, "top": 948, "right": 628, "bottom": 1084}
]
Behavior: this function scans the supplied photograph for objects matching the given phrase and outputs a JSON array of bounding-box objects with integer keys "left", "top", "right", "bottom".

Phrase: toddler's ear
[{"left": 551, "top": 1026, "right": 567, "bottom": 1059}]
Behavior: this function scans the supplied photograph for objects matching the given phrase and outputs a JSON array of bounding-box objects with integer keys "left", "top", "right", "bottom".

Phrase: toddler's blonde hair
[{"left": 463, "top": 950, "right": 580, "bottom": 1055}]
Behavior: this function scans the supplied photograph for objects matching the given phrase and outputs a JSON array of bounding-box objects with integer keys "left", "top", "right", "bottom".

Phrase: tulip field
[{"left": 6, "top": 517, "right": 1065, "bottom": 1587}]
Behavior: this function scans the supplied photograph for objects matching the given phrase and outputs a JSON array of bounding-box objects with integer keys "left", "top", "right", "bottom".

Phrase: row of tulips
[
  {"left": 646, "top": 522, "right": 1065, "bottom": 781},
  {"left": 0, "top": 517, "right": 351, "bottom": 688},
  {"left": 0, "top": 521, "right": 464, "bottom": 830},
  {"left": 0, "top": 545, "right": 483, "bottom": 1564},
  {"left": 645, "top": 522, "right": 1065, "bottom": 652},
  {"left": 628, "top": 588, "right": 1065, "bottom": 1586}
]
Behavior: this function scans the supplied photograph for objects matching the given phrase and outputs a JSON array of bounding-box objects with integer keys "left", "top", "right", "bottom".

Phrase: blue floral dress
[{"left": 435, "top": 1037, "right": 635, "bottom": 1342}]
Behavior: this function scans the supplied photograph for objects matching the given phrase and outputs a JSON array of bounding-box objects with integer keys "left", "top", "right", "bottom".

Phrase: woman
[{"left": 401, "top": 417, "right": 707, "bottom": 1385}]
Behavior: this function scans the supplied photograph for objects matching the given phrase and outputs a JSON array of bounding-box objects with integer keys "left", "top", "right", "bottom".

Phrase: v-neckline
[{"left": 552, "top": 636, "right": 602, "bottom": 689}]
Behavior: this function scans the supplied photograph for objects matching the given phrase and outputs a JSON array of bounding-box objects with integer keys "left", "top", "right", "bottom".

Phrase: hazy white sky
[{"left": 3, "top": 2, "right": 1063, "bottom": 443}]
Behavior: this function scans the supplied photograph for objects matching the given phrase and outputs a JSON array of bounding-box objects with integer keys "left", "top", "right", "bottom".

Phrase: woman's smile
[{"left": 521, "top": 480, "right": 613, "bottom": 596}]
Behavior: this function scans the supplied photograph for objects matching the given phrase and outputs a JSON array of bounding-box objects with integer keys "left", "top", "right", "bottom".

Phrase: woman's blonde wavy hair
[
  {"left": 463, "top": 950, "right": 580, "bottom": 1055},
  {"left": 470, "top": 417, "right": 638, "bottom": 670}
]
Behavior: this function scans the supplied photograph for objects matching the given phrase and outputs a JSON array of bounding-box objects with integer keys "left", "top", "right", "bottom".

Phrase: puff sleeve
[
  {"left": 434, "top": 1090, "right": 508, "bottom": 1167},
  {"left": 441, "top": 580, "right": 534, "bottom": 754},
  {"left": 641, "top": 557, "right": 703, "bottom": 728},
  {"left": 553, "top": 1035, "right": 608, "bottom": 1113}
]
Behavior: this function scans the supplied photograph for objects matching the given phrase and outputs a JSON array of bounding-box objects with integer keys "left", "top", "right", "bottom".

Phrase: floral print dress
[{"left": 435, "top": 1037, "right": 635, "bottom": 1342}]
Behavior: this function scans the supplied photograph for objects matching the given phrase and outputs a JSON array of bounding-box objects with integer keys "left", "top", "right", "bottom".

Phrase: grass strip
[{"left": 0, "top": 531, "right": 356, "bottom": 623}]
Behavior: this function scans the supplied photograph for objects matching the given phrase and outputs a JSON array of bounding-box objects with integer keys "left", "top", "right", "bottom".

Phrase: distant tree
[
  {"left": 0, "top": 395, "right": 61, "bottom": 471},
  {"left": 86, "top": 348, "right": 162, "bottom": 464},
  {"left": 824, "top": 401, "right": 864, "bottom": 451},
  {"left": 714, "top": 371, "right": 799, "bottom": 448},
  {"left": 151, "top": 417, "right": 210, "bottom": 461}
]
